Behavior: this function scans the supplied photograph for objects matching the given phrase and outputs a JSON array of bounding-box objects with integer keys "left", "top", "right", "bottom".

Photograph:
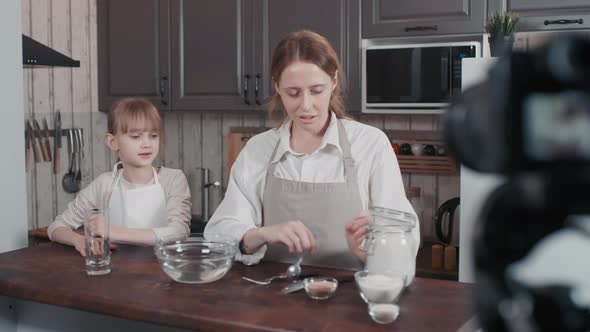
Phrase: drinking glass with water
[{"left": 84, "top": 208, "right": 111, "bottom": 275}]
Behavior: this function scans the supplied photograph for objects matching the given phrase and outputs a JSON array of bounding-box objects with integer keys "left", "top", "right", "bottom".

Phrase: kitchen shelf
[
  {"left": 397, "top": 155, "right": 457, "bottom": 175},
  {"left": 384, "top": 129, "right": 458, "bottom": 176}
]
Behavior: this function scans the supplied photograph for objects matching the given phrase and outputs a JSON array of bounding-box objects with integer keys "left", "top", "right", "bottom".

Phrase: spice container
[{"left": 304, "top": 277, "right": 338, "bottom": 300}]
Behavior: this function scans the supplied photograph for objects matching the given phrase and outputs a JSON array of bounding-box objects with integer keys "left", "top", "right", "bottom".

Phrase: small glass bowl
[
  {"left": 304, "top": 277, "right": 338, "bottom": 300},
  {"left": 368, "top": 303, "right": 400, "bottom": 324}
]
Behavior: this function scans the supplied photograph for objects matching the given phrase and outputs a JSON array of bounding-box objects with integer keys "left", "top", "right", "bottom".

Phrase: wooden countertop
[{"left": 0, "top": 242, "right": 475, "bottom": 331}]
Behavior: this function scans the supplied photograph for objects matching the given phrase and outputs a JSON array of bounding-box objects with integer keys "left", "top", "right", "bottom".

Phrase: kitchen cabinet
[
  {"left": 362, "top": 0, "right": 487, "bottom": 38},
  {"left": 489, "top": 0, "right": 590, "bottom": 32},
  {"left": 98, "top": 0, "right": 361, "bottom": 112},
  {"left": 98, "top": 0, "right": 170, "bottom": 111},
  {"left": 255, "top": 0, "right": 362, "bottom": 112}
]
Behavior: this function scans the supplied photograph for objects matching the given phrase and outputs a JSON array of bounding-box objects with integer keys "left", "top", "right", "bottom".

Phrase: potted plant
[{"left": 485, "top": 11, "right": 520, "bottom": 56}]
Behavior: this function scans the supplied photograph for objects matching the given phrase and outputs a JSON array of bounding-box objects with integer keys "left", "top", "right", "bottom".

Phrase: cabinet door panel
[
  {"left": 508, "top": 0, "right": 590, "bottom": 11},
  {"left": 500, "top": 0, "right": 590, "bottom": 32},
  {"left": 256, "top": 0, "right": 361, "bottom": 112},
  {"left": 363, "top": 0, "right": 486, "bottom": 37},
  {"left": 98, "top": 0, "right": 169, "bottom": 111},
  {"left": 170, "top": 0, "right": 252, "bottom": 110}
]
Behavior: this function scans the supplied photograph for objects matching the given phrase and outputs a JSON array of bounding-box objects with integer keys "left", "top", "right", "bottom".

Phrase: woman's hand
[
  {"left": 345, "top": 211, "right": 372, "bottom": 262},
  {"left": 259, "top": 220, "right": 317, "bottom": 254}
]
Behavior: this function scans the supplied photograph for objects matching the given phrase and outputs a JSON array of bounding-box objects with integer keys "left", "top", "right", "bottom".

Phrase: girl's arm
[
  {"left": 48, "top": 173, "right": 110, "bottom": 255},
  {"left": 50, "top": 227, "right": 86, "bottom": 256},
  {"left": 109, "top": 227, "right": 157, "bottom": 245}
]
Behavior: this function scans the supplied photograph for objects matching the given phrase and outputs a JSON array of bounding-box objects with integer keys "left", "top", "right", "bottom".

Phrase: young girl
[{"left": 48, "top": 97, "right": 191, "bottom": 256}]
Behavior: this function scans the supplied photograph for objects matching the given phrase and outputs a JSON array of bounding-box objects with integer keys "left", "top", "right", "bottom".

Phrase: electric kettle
[{"left": 434, "top": 197, "right": 460, "bottom": 245}]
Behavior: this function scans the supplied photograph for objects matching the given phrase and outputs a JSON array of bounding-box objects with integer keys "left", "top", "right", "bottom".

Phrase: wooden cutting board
[{"left": 227, "top": 127, "right": 269, "bottom": 176}]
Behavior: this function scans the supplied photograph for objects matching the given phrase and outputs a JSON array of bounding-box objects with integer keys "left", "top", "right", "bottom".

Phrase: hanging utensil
[
  {"left": 62, "top": 129, "right": 78, "bottom": 193},
  {"left": 73, "top": 129, "right": 82, "bottom": 191},
  {"left": 41, "top": 118, "right": 52, "bottom": 162},
  {"left": 25, "top": 120, "right": 30, "bottom": 172},
  {"left": 32, "top": 119, "right": 50, "bottom": 162},
  {"left": 28, "top": 120, "right": 41, "bottom": 163},
  {"left": 53, "top": 112, "right": 61, "bottom": 174}
]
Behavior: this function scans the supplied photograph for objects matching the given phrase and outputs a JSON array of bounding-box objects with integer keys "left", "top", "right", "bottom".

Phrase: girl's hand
[
  {"left": 260, "top": 220, "right": 317, "bottom": 254},
  {"left": 73, "top": 236, "right": 86, "bottom": 257},
  {"left": 345, "top": 211, "right": 372, "bottom": 262}
]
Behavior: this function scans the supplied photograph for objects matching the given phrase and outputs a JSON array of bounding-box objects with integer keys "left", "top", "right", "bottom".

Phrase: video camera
[{"left": 444, "top": 35, "right": 590, "bottom": 331}]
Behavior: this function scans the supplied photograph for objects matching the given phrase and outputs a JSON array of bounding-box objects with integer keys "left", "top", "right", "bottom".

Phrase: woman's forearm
[{"left": 241, "top": 227, "right": 267, "bottom": 254}]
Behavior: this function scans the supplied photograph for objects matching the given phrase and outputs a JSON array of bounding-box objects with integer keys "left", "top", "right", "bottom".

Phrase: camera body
[
  {"left": 444, "top": 35, "right": 590, "bottom": 332},
  {"left": 445, "top": 35, "right": 590, "bottom": 175}
]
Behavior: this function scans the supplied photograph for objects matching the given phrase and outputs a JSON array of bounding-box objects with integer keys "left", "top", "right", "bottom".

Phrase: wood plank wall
[{"left": 23, "top": 0, "right": 464, "bottom": 243}]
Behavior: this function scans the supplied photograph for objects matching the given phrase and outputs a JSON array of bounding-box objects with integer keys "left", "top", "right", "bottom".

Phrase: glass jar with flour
[{"left": 363, "top": 207, "right": 417, "bottom": 286}]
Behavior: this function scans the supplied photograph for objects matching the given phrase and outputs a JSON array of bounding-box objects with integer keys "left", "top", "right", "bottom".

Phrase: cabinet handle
[
  {"left": 244, "top": 74, "right": 251, "bottom": 105},
  {"left": 160, "top": 76, "right": 168, "bottom": 106},
  {"left": 254, "top": 74, "right": 262, "bottom": 106},
  {"left": 544, "top": 19, "right": 584, "bottom": 26},
  {"left": 404, "top": 25, "right": 438, "bottom": 32}
]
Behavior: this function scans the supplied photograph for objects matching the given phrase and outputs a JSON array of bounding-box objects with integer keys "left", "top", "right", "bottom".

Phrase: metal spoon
[{"left": 286, "top": 255, "right": 303, "bottom": 281}]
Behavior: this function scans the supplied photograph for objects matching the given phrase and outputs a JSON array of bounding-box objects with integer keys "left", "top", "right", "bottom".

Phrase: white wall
[{"left": 0, "top": 0, "right": 28, "bottom": 252}]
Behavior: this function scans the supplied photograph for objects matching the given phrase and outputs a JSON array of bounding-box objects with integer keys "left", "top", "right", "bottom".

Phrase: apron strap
[
  {"left": 335, "top": 119, "right": 356, "bottom": 184},
  {"left": 111, "top": 162, "right": 160, "bottom": 187}
]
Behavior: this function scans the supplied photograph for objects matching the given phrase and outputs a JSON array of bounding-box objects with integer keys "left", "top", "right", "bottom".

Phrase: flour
[{"left": 358, "top": 274, "right": 405, "bottom": 303}]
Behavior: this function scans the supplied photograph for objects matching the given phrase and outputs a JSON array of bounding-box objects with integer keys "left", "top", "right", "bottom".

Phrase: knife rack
[{"left": 28, "top": 128, "right": 83, "bottom": 137}]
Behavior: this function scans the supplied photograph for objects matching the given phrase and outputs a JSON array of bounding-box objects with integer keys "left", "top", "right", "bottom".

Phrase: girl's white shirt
[{"left": 205, "top": 112, "right": 419, "bottom": 265}]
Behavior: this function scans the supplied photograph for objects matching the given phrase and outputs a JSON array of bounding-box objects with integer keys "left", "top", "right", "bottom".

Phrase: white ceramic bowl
[{"left": 154, "top": 235, "right": 237, "bottom": 284}]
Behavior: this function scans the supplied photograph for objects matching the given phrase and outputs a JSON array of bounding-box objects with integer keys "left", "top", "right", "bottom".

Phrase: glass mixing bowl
[{"left": 154, "top": 235, "right": 237, "bottom": 284}]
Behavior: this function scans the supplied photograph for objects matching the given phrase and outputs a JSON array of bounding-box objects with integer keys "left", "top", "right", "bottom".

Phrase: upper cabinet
[
  {"left": 362, "top": 0, "right": 487, "bottom": 38},
  {"left": 168, "top": 1, "right": 253, "bottom": 111},
  {"left": 255, "top": 0, "right": 361, "bottom": 112},
  {"left": 98, "top": 0, "right": 361, "bottom": 112},
  {"left": 98, "top": 0, "right": 170, "bottom": 111},
  {"left": 490, "top": 0, "right": 590, "bottom": 32}
]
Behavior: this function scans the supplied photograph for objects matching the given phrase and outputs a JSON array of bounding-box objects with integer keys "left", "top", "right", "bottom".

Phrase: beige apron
[{"left": 262, "top": 119, "right": 363, "bottom": 270}]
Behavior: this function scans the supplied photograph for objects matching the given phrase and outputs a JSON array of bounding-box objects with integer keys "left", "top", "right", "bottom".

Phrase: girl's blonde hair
[
  {"left": 107, "top": 97, "right": 161, "bottom": 135},
  {"left": 268, "top": 30, "right": 353, "bottom": 123}
]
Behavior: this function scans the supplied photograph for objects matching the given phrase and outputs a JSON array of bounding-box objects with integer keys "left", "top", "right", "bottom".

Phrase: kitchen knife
[
  {"left": 29, "top": 120, "right": 41, "bottom": 163},
  {"left": 32, "top": 119, "right": 50, "bottom": 162},
  {"left": 25, "top": 120, "right": 30, "bottom": 172},
  {"left": 42, "top": 118, "right": 52, "bottom": 162},
  {"left": 53, "top": 112, "right": 61, "bottom": 174}
]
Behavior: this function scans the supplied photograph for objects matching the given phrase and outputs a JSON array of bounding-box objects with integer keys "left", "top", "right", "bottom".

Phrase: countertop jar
[{"left": 364, "top": 207, "right": 417, "bottom": 286}]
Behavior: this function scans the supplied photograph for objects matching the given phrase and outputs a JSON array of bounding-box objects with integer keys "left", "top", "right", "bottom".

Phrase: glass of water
[{"left": 84, "top": 208, "right": 111, "bottom": 275}]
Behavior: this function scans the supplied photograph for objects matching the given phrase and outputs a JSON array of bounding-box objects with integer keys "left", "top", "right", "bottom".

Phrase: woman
[{"left": 205, "top": 30, "right": 419, "bottom": 270}]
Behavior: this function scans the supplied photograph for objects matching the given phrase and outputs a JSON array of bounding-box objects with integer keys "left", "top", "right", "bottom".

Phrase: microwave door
[
  {"left": 406, "top": 49, "right": 421, "bottom": 103},
  {"left": 420, "top": 46, "right": 451, "bottom": 103}
]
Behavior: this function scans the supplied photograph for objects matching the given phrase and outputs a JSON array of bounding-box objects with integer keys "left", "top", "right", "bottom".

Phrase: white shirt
[{"left": 205, "top": 112, "right": 419, "bottom": 265}]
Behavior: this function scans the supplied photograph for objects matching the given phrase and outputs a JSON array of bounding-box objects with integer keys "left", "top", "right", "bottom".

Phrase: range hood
[{"left": 22, "top": 35, "right": 80, "bottom": 67}]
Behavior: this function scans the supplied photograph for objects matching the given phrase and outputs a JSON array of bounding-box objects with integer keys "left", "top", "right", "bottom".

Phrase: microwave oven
[{"left": 362, "top": 42, "right": 481, "bottom": 113}]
